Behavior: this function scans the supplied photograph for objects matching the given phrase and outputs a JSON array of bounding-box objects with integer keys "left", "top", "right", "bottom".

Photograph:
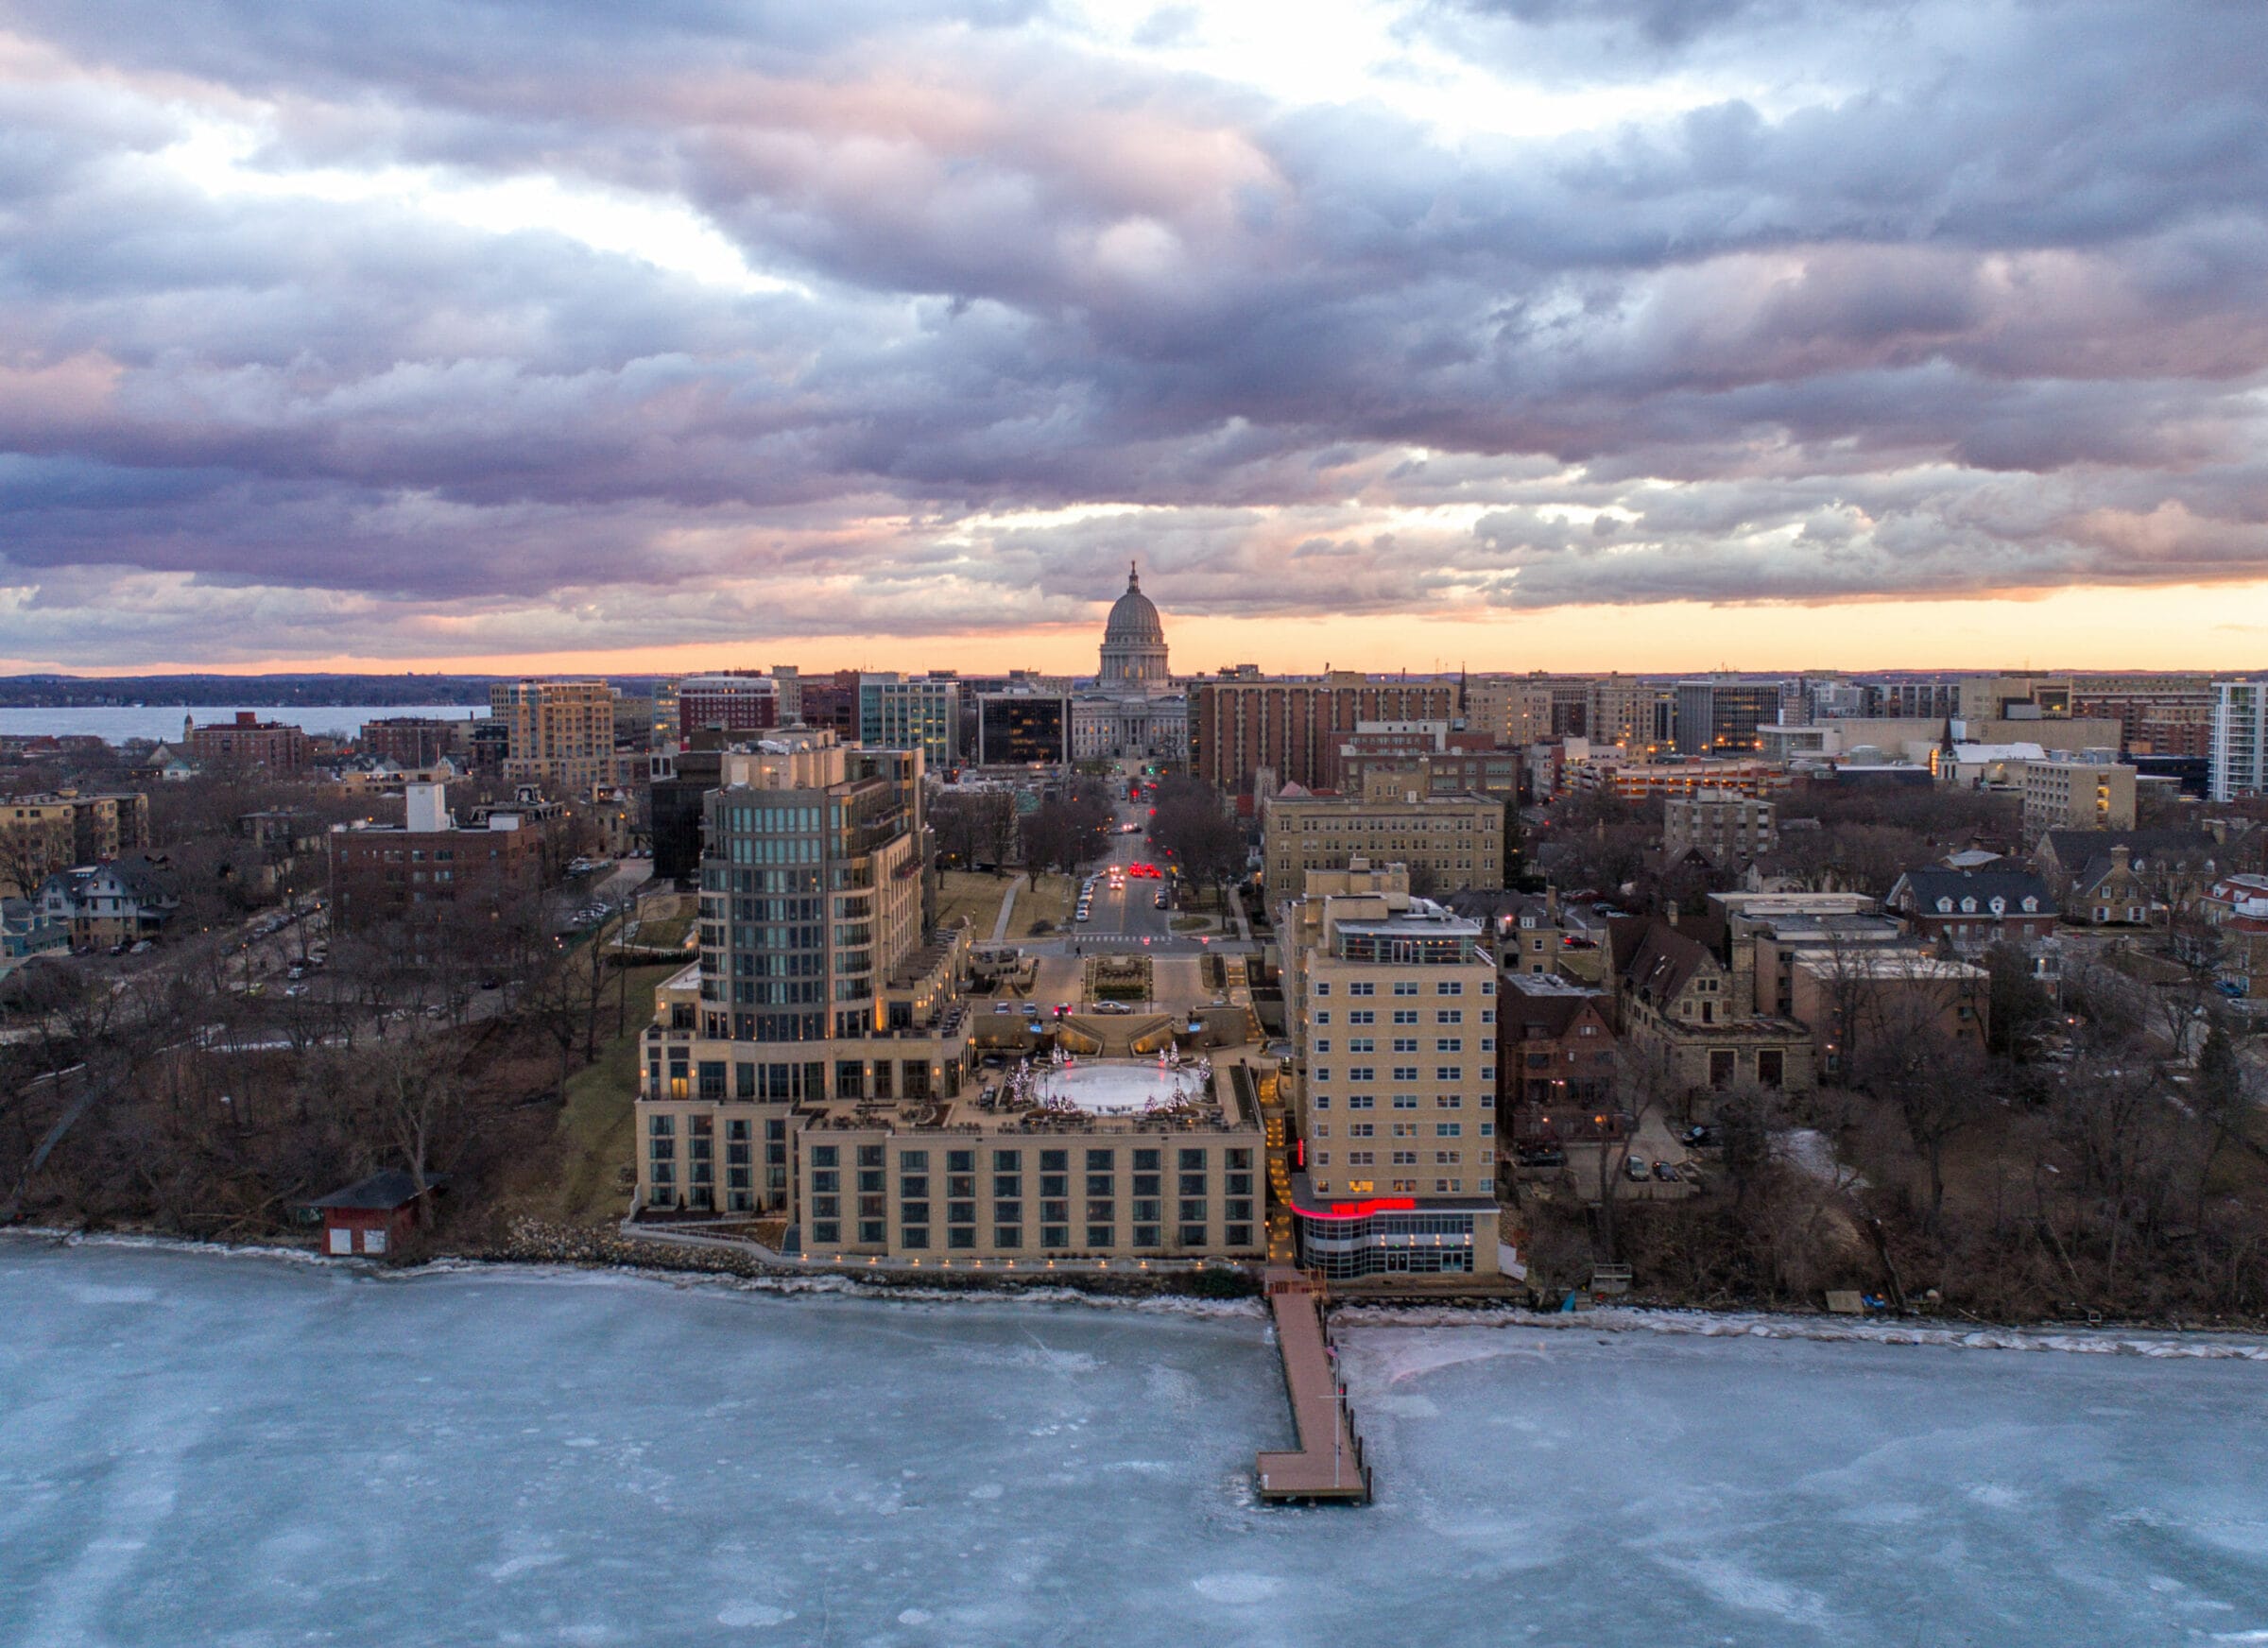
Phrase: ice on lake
[{"left": 3, "top": 1240, "right": 2265, "bottom": 1647}]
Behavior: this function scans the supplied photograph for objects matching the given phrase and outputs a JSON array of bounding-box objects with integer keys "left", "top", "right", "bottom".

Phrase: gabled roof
[
  {"left": 1890, "top": 867, "right": 2056, "bottom": 915},
  {"left": 2038, "top": 829, "right": 2218, "bottom": 874},
  {"left": 1622, "top": 921, "right": 1718, "bottom": 1004},
  {"left": 1500, "top": 978, "right": 1610, "bottom": 1038},
  {"left": 307, "top": 1170, "right": 445, "bottom": 1210},
  {"left": 2072, "top": 854, "right": 2147, "bottom": 897}
]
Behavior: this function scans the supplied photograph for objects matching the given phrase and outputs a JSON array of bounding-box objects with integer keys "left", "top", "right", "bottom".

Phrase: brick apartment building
[
  {"left": 327, "top": 782, "right": 544, "bottom": 937},
  {"left": 186, "top": 712, "right": 312, "bottom": 774}
]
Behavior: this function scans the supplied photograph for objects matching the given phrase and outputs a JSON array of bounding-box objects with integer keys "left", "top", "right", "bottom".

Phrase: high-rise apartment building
[
  {"left": 2210, "top": 680, "right": 2268, "bottom": 802},
  {"left": 691, "top": 728, "right": 927, "bottom": 1049},
  {"left": 490, "top": 679, "right": 616, "bottom": 792},
  {"left": 1189, "top": 674, "right": 1458, "bottom": 793},
  {"left": 1282, "top": 865, "right": 1503, "bottom": 1279}
]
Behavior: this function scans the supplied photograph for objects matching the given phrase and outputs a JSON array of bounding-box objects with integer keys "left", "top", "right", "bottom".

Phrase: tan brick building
[
  {"left": 491, "top": 678, "right": 617, "bottom": 792},
  {"left": 1262, "top": 788, "right": 1503, "bottom": 908},
  {"left": 1282, "top": 866, "right": 1503, "bottom": 1279}
]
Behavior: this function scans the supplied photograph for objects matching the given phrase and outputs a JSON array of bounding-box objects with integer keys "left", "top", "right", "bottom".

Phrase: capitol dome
[{"left": 1098, "top": 561, "right": 1169, "bottom": 696}]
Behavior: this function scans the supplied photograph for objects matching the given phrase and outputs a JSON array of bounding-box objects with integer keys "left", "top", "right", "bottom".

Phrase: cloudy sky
[{"left": 4, "top": 0, "right": 2264, "bottom": 676}]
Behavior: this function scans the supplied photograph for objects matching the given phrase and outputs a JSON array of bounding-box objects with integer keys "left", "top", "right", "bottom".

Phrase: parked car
[
  {"left": 1683, "top": 1124, "right": 1721, "bottom": 1149},
  {"left": 1516, "top": 1146, "right": 1567, "bottom": 1169},
  {"left": 1624, "top": 1156, "right": 1650, "bottom": 1181},
  {"left": 992, "top": 1002, "right": 1016, "bottom": 1014},
  {"left": 1653, "top": 1160, "right": 1682, "bottom": 1182}
]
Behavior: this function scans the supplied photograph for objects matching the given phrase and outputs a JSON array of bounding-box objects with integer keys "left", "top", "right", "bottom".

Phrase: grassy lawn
[
  {"left": 522, "top": 962, "right": 679, "bottom": 1225},
  {"left": 935, "top": 870, "right": 1014, "bottom": 936},
  {"left": 1170, "top": 914, "right": 1212, "bottom": 933},
  {"left": 1013, "top": 872, "right": 1076, "bottom": 937}
]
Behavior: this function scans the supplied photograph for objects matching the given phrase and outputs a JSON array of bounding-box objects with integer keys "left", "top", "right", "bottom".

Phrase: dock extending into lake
[{"left": 1255, "top": 1268, "right": 1372, "bottom": 1504}]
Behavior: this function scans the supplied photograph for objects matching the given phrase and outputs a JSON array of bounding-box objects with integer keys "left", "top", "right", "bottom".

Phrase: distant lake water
[{"left": 0, "top": 705, "right": 484, "bottom": 745}]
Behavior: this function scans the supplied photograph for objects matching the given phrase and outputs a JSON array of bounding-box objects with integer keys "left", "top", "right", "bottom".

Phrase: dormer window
[
  {"left": 1988, "top": 897, "right": 2005, "bottom": 915},
  {"left": 1936, "top": 897, "right": 1954, "bottom": 914},
  {"left": 2020, "top": 897, "right": 2037, "bottom": 913},
  {"left": 1960, "top": 898, "right": 1978, "bottom": 914}
]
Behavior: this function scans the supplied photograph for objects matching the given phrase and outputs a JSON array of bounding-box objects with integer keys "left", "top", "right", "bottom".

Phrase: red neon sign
[{"left": 1290, "top": 1196, "right": 1418, "bottom": 1221}]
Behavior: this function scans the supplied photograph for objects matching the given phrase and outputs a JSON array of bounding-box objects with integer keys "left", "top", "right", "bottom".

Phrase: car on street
[
  {"left": 1153, "top": 895, "right": 1167, "bottom": 908},
  {"left": 992, "top": 1002, "right": 1016, "bottom": 1013},
  {"left": 1095, "top": 1001, "right": 1132, "bottom": 1015}
]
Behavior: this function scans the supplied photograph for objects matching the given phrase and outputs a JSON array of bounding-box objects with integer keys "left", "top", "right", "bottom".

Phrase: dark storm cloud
[{"left": 0, "top": 0, "right": 2262, "bottom": 661}]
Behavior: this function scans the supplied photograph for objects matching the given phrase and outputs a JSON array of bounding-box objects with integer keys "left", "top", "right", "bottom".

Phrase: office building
[
  {"left": 858, "top": 674, "right": 960, "bottom": 773},
  {"left": 2019, "top": 757, "right": 2137, "bottom": 840},
  {"left": 977, "top": 694, "right": 1072, "bottom": 765},
  {"left": 1673, "top": 678, "right": 1779, "bottom": 757}
]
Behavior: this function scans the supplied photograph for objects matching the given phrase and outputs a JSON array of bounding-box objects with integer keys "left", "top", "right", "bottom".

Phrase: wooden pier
[{"left": 1255, "top": 1268, "right": 1373, "bottom": 1504}]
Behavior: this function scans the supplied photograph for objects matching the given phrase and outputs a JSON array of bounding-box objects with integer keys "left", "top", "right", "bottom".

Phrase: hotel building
[{"left": 1281, "top": 864, "right": 1505, "bottom": 1279}]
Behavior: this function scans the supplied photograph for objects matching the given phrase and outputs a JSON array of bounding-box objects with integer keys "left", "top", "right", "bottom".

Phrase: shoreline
[{"left": 10, "top": 1224, "right": 2268, "bottom": 1357}]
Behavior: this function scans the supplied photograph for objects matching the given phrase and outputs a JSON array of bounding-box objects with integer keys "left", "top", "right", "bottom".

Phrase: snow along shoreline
[
  {"left": 1335, "top": 1301, "right": 2268, "bottom": 1360},
  {"left": 13, "top": 1226, "right": 2268, "bottom": 1356},
  {"left": 0, "top": 1227, "right": 1266, "bottom": 1319}
]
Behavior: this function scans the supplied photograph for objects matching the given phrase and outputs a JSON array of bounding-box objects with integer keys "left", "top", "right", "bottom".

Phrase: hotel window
[
  {"left": 1438, "top": 981, "right": 1463, "bottom": 995},
  {"left": 812, "top": 1221, "right": 840, "bottom": 1245},
  {"left": 949, "top": 1227, "right": 976, "bottom": 1249},
  {"left": 1436, "top": 1123, "right": 1463, "bottom": 1137},
  {"left": 1349, "top": 1066, "right": 1374, "bottom": 1082},
  {"left": 1436, "top": 1038, "right": 1462, "bottom": 1052},
  {"left": 1132, "top": 1225, "right": 1162, "bottom": 1248},
  {"left": 1349, "top": 1122, "right": 1374, "bottom": 1138},
  {"left": 1348, "top": 1151, "right": 1374, "bottom": 1166},
  {"left": 1392, "top": 1038, "right": 1418, "bottom": 1053},
  {"left": 1392, "top": 1150, "right": 1418, "bottom": 1166},
  {"left": 1434, "top": 1150, "right": 1459, "bottom": 1165},
  {"left": 1393, "top": 1066, "right": 1419, "bottom": 1082},
  {"left": 858, "top": 1220, "right": 885, "bottom": 1244},
  {"left": 1086, "top": 1223, "right": 1114, "bottom": 1247},
  {"left": 1178, "top": 1223, "right": 1208, "bottom": 1248},
  {"left": 1349, "top": 1039, "right": 1374, "bottom": 1054},
  {"left": 902, "top": 1227, "right": 929, "bottom": 1249},
  {"left": 1392, "top": 1009, "right": 1418, "bottom": 1024},
  {"left": 1349, "top": 1009, "right": 1374, "bottom": 1024},
  {"left": 1314, "top": 1039, "right": 1331, "bottom": 1054},
  {"left": 1348, "top": 1093, "right": 1374, "bottom": 1109}
]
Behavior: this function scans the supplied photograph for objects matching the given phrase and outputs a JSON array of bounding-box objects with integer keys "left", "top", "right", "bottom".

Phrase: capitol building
[{"left": 1074, "top": 562, "right": 1187, "bottom": 763}]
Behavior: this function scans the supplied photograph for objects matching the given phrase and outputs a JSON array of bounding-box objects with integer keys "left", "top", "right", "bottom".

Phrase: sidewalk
[{"left": 991, "top": 873, "right": 1029, "bottom": 941}]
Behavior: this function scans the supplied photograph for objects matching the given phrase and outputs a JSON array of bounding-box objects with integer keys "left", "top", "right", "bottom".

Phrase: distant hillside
[{"left": 0, "top": 674, "right": 501, "bottom": 708}]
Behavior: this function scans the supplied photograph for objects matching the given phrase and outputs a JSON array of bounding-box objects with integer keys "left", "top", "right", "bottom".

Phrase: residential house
[
  {"left": 1498, "top": 973, "right": 1618, "bottom": 1143},
  {"left": 1613, "top": 918, "right": 1816, "bottom": 1109},
  {"left": 2032, "top": 829, "right": 2223, "bottom": 927},
  {"left": 36, "top": 851, "right": 182, "bottom": 951}
]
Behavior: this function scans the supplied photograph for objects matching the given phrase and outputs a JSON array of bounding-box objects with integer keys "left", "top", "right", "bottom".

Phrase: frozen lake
[
  {"left": 0, "top": 704, "right": 481, "bottom": 744},
  {"left": 3, "top": 1242, "right": 2265, "bottom": 1647}
]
